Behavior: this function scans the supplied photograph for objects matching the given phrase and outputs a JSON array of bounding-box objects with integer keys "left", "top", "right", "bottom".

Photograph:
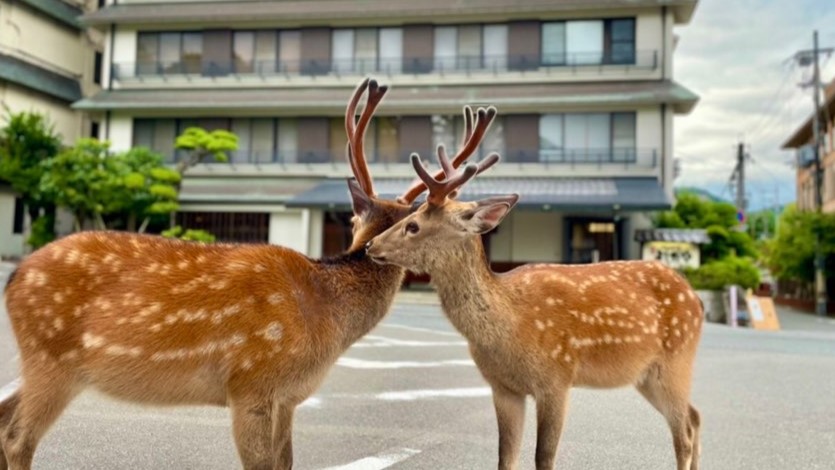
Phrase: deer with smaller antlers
[
  {"left": 367, "top": 112, "right": 703, "bottom": 470},
  {"left": 0, "top": 78, "right": 499, "bottom": 470}
]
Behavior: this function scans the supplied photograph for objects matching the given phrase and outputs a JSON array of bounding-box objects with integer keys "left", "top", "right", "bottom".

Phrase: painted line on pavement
[
  {"left": 379, "top": 323, "right": 461, "bottom": 337},
  {"left": 376, "top": 387, "right": 491, "bottom": 401},
  {"left": 353, "top": 335, "right": 467, "bottom": 348},
  {"left": 322, "top": 447, "right": 421, "bottom": 470},
  {"left": 337, "top": 357, "right": 474, "bottom": 369}
]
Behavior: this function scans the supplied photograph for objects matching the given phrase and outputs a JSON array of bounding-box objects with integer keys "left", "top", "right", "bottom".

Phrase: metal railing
[
  {"left": 113, "top": 51, "right": 658, "bottom": 80},
  {"left": 156, "top": 147, "right": 656, "bottom": 169}
]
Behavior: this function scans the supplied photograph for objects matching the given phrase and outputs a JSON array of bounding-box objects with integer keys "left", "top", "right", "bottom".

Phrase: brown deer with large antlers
[
  {"left": 366, "top": 117, "right": 703, "bottom": 470},
  {"left": 0, "top": 79, "right": 497, "bottom": 470}
]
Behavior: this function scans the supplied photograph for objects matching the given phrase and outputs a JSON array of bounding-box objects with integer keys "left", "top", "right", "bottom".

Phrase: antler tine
[
  {"left": 410, "top": 154, "right": 478, "bottom": 206},
  {"left": 345, "top": 78, "right": 388, "bottom": 196},
  {"left": 397, "top": 105, "right": 499, "bottom": 205}
]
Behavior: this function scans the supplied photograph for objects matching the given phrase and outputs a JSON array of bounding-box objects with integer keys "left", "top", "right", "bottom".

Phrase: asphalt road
[{"left": 1, "top": 264, "right": 834, "bottom": 469}]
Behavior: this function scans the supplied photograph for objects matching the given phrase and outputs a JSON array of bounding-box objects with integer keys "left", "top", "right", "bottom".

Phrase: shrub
[
  {"left": 161, "top": 225, "right": 216, "bottom": 243},
  {"left": 684, "top": 256, "right": 760, "bottom": 291}
]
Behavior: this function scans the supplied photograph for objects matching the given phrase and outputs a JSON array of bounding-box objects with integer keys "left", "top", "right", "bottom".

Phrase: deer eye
[{"left": 405, "top": 221, "right": 420, "bottom": 235}]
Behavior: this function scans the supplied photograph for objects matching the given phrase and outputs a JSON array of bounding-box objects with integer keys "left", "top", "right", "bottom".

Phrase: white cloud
[{"left": 673, "top": 0, "right": 835, "bottom": 210}]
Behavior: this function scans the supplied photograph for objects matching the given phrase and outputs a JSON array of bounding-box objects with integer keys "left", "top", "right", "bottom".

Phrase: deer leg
[
  {"left": 688, "top": 405, "right": 701, "bottom": 470},
  {"left": 272, "top": 401, "right": 295, "bottom": 470},
  {"left": 635, "top": 365, "right": 697, "bottom": 470},
  {"left": 229, "top": 394, "right": 274, "bottom": 470},
  {"left": 534, "top": 388, "right": 570, "bottom": 470},
  {"left": 2, "top": 363, "right": 78, "bottom": 470},
  {"left": 492, "top": 385, "right": 526, "bottom": 470},
  {"left": 0, "top": 391, "right": 21, "bottom": 470}
]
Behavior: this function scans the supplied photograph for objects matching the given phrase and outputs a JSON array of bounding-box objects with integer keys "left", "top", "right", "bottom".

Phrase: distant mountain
[{"left": 674, "top": 186, "right": 729, "bottom": 203}]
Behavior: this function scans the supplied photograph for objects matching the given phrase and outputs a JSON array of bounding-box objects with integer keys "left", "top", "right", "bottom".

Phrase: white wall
[
  {"left": 490, "top": 211, "right": 563, "bottom": 263},
  {"left": 0, "top": 193, "right": 24, "bottom": 258},
  {"left": 307, "top": 209, "right": 323, "bottom": 258},
  {"left": 108, "top": 113, "right": 134, "bottom": 151},
  {"left": 269, "top": 209, "right": 309, "bottom": 254},
  {"left": 0, "top": 82, "right": 81, "bottom": 144},
  {"left": 0, "top": 1, "right": 86, "bottom": 77},
  {"left": 636, "top": 106, "right": 663, "bottom": 167},
  {"left": 111, "top": 27, "right": 138, "bottom": 83}
]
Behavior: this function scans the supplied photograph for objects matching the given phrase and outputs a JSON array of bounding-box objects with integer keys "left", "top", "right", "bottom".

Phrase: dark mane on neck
[{"left": 316, "top": 247, "right": 369, "bottom": 266}]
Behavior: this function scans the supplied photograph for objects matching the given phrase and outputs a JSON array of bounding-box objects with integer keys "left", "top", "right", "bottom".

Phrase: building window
[
  {"left": 253, "top": 31, "right": 278, "bottom": 74},
  {"left": 539, "top": 112, "right": 636, "bottom": 163},
  {"left": 136, "top": 32, "right": 204, "bottom": 75},
  {"left": 606, "top": 19, "right": 636, "bottom": 64},
  {"left": 541, "top": 18, "right": 635, "bottom": 66},
  {"left": 93, "top": 51, "right": 103, "bottom": 85},
  {"left": 90, "top": 121, "right": 100, "bottom": 139},
  {"left": 331, "top": 27, "right": 398, "bottom": 74},
  {"left": 539, "top": 114, "right": 564, "bottom": 161},
  {"left": 13, "top": 197, "right": 25, "bottom": 234},
  {"left": 434, "top": 26, "right": 458, "bottom": 71},
  {"left": 483, "top": 24, "right": 508, "bottom": 70},
  {"left": 233, "top": 31, "right": 255, "bottom": 74},
  {"left": 279, "top": 31, "right": 302, "bottom": 73}
]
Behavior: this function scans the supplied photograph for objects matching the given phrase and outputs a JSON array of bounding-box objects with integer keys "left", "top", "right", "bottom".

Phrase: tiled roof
[
  {"left": 73, "top": 80, "right": 699, "bottom": 114},
  {"left": 19, "top": 0, "right": 83, "bottom": 30},
  {"left": 633, "top": 228, "right": 710, "bottom": 244},
  {"left": 0, "top": 53, "right": 82, "bottom": 103},
  {"left": 285, "top": 177, "right": 670, "bottom": 210},
  {"left": 82, "top": 0, "right": 698, "bottom": 26}
]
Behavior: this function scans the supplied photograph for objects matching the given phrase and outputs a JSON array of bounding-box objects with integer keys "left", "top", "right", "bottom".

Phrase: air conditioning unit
[{"left": 797, "top": 145, "right": 816, "bottom": 168}]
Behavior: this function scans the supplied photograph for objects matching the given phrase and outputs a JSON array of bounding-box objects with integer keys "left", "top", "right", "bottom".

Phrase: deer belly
[
  {"left": 82, "top": 357, "right": 228, "bottom": 406},
  {"left": 572, "top": 346, "right": 659, "bottom": 389}
]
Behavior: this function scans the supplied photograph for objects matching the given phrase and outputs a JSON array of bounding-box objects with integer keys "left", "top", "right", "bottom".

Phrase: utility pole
[
  {"left": 729, "top": 142, "right": 748, "bottom": 229},
  {"left": 736, "top": 142, "right": 746, "bottom": 226},
  {"left": 794, "top": 30, "right": 832, "bottom": 316}
]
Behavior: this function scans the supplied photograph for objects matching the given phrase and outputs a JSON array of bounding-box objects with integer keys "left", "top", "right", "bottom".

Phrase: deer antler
[
  {"left": 345, "top": 78, "right": 388, "bottom": 197},
  {"left": 398, "top": 106, "right": 498, "bottom": 204}
]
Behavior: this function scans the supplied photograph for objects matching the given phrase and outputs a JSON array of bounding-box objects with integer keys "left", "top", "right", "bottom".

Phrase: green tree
[
  {"left": 655, "top": 192, "right": 756, "bottom": 262},
  {"left": 40, "top": 140, "right": 182, "bottom": 232},
  {"left": 173, "top": 127, "right": 238, "bottom": 175},
  {"left": 764, "top": 204, "right": 835, "bottom": 283},
  {"left": 107, "top": 147, "right": 181, "bottom": 232},
  {"left": 0, "top": 109, "right": 62, "bottom": 248}
]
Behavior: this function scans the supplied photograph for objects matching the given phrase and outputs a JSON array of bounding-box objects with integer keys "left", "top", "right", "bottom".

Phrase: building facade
[
  {"left": 783, "top": 79, "right": 835, "bottom": 214},
  {"left": 0, "top": 0, "right": 103, "bottom": 257},
  {"left": 77, "top": 0, "right": 699, "bottom": 269}
]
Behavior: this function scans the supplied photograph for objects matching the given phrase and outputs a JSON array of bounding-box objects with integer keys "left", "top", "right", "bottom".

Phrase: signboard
[
  {"left": 641, "top": 241, "right": 700, "bottom": 270},
  {"left": 745, "top": 293, "right": 781, "bottom": 331}
]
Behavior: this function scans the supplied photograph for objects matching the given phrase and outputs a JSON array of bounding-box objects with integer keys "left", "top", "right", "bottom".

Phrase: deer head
[
  {"left": 366, "top": 105, "right": 519, "bottom": 273},
  {"left": 342, "top": 78, "right": 419, "bottom": 250}
]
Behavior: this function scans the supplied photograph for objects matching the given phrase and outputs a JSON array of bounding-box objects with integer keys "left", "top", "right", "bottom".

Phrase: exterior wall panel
[
  {"left": 300, "top": 28, "right": 331, "bottom": 75},
  {"left": 507, "top": 21, "right": 540, "bottom": 71}
]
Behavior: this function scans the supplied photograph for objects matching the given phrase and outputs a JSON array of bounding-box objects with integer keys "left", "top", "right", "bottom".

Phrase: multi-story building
[
  {"left": 783, "top": 79, "right": 835, "bottom": 214},
  {"left": 77, "top": 0, "right": 698, "bottom": 270},
  {"left": 0, "top": 0, "right": 103, "bottom": 257}
]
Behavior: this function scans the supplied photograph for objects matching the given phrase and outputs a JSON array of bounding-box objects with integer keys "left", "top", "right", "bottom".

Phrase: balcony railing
[
  {"left": 160, "top": 147, "right": 656, "bottom": 169},
  {"left": 113, "top": 51, "right": 658, "bottom": 80}
]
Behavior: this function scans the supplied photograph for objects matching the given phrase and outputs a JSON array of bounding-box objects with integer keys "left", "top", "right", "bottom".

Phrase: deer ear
[
  {"left": 347, "top": 178, "right": 372, "bottom": 216},
  {"left": 458, "top": 194, "right": 519, "bottom": 234}
]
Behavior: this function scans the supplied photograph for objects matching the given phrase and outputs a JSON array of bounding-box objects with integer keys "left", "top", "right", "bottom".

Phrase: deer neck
[
  {"left": 429, "top": 237, "right": 510, "bottom": 346},
  {"left": 314, "top": 249, "right": 405, "bottom": 349}
]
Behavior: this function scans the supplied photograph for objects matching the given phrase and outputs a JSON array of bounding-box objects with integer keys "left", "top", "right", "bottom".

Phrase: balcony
[
  {"left": 111, "top": 51, "right": 659, "bottom": 83},
  {"left": 165, "top": 148, "right": 659, "bottom": 178}
]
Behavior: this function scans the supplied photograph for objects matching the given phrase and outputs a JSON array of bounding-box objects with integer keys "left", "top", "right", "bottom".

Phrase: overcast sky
[{"left": 673, "top": 0, "right": 835, "bottom": 210}]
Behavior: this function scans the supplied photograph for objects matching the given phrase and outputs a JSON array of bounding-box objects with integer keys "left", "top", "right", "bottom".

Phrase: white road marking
[
  {"left": 353, "top": 335, "right": 467, "bottom": 348},
  {"left": 300, "top": 396, "right": 322, "bottom": 408},
  {"left": 322, "top": 447, "right": 421, "bottom": 470},
  {"left": 0, "top": 378, "right": 21, "bottom": 403},
  {"left": 379, "top": 323, "right": 461, "bottom": 337},
  {"left": 376, "top": 387, "right": 491, "bottom": 401},
  {"left": 337, "top": 357, "right": 474, "bottom": 369}
]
